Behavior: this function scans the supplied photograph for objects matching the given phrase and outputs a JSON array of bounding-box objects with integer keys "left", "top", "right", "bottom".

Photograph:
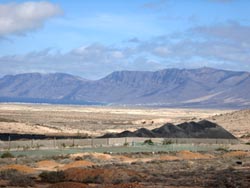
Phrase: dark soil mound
[
  {"left": 100, "top": 120, "right": 236, "bottom": 139},
  {"left": 47, "top": 182, "right": 87, "bottom": 188}
]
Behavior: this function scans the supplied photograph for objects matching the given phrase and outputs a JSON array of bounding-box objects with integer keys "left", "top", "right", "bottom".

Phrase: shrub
[
  {"left": 0, "top": 169, "right": 34, "bottom": 187},
  {"left": 39, "top": 171, "right": 65, "bottom": 183},
  {"left": 61, "top": 143, "right": 66, "bottom": 148},
  {"left": 216, "top": 146, "right": 229, "bottom": 152},
  {"left": 123, "top": 142, "right": 129, "bottom": 146},
  {"left": 162, "top": 139, "right": 173, "bottom": 145},
  {"left": 9, "top": 173, "right": 35, "bottom": 187},
  {"left": 75, "top": 156, "right": 83, "bottom": 161},
  {"left": 0, "top": 169, "right": 19, "bottom": 180},
  {"left": 1, "top": 151, "right": 14, "bottom": 158},
  {"left": 82, "top": 175, "right": 103, "bottom": 184},
  {"left": 143, "top": 139, "right": 154, "bottom": 145}
]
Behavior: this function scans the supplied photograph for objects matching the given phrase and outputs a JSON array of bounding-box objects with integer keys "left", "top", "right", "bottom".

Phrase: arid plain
[
  {"left": 1, "top": 103, "right": 250, "bottom": 141},
  {"left": 0, "top": 103, "right": 245, "bottom": 138}
]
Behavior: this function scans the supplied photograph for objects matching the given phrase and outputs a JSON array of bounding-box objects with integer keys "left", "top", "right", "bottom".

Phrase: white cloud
[
  {"left": 0, "top": 44, "right": 167, "bottom": 79},
  {"left": 0, "top": 1, "right": 62, "bottom": 37},
  {"left": 130, "top": 22, "right": 250, "bottom": 65},
  {"left": 153, "top": 46, "right": 170, "bottom": 57},
  {"left": 192, "top": 22, "right": 250, "bottom": 43},
  {"left": 111, "top": 51, "right": 124, "bottom": 59},
  {"left": 71, "top": 44, "right": 126, "bottom": 63},
  {"left": 1, "top": 21, "right": 250, "bottom": 79}
]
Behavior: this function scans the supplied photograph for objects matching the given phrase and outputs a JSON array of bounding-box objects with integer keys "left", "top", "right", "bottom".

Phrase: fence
[{"left": 0, "top": 137, "right": 240, "bottom": 151}]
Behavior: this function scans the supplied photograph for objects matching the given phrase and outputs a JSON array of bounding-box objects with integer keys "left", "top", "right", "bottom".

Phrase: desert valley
[{"left": 1, "top": 0, "right": 250, "bottom": 187}]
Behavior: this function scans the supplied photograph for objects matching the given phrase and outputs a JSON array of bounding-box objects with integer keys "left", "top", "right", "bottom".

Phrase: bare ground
[
  {"left": 0, "top": 150, "right": 249, "bottom": 187},
  {"left": 0, "top": 104, "right": 234, "bottom": 137}
]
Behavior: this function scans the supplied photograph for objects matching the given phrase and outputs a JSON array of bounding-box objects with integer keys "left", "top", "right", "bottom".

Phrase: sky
[{"left": 0, "top": 0, "right": 250, "bottom": 79}]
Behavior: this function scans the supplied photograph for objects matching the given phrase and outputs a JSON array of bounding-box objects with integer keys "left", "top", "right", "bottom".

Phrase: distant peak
[
  {"left": 197, "top": 67, "right": 218, "bottom": 71},
  {"left": 1, "top": 72, "right": 91, "bottom": 82}
]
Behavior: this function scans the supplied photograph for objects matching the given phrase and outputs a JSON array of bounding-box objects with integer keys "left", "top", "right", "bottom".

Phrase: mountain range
[{"left": 0, "top": 67, "right": 250, "bottom": 108}]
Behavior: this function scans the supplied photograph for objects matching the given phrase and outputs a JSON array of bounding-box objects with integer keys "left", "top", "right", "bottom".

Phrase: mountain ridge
[{"left": 0, "top": 67, "right": 250, "bottom": 108}]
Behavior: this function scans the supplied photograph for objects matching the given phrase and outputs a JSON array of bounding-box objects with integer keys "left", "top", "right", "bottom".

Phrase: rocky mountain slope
[{"left": 0, "top": 67, "right": 250, "bottom": 108}]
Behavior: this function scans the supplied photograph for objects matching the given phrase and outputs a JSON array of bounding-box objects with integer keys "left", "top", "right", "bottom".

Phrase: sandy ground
[{"left": 0, "top": 103, "right": 235, "bottom": 137}]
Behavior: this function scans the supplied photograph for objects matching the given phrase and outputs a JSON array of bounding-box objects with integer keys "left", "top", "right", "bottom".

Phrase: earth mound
[
  {"left": 36, "top": 160, "right": 61, "bottom": 171},
  {"left": 61, "top": 160, "right": 94, "bottom": 170},
  {"left": 0, "top": 164, "right": 36, "bottom": 174},
  {"left": 63, "top": 168, "right": 144, "bottom": 184},
  {"left": 100, "top": 120, "right": 236, "bottom": 139}
]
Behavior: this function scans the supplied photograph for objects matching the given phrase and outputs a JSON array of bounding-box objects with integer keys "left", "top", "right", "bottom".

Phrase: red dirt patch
[
  {"left": 70, "top": 152, "right": 113, "bottom": 161},
  {"left": 64, "top": 167, "right": 144, "bottom": 184},
  {"left": 177, "top": 150, "right": 214, "bottom": 160},
  {"left": 37, "top": 160, "right": 60, "bottom": 167},
  {"left": 90, "top": 153, "right": 113, "bottom": 160},
  {"left": 113, "top": 155, "right": 135, "bottom": 163},
  {"left": 61, "top": 160, "right": 94, "bottom": 170},
  {"left": 0, "top": 180, "right": 8, "bottom": 187},
  {"left": 36, "top": 160, "right": 61, "bottom": 171},
  {"left": 222, "top": 151, "right": 249, "bottom": 158},
  {"left": 159, "top": 155, "right": 180, "bottom": 161},
  {"left": 0, "top": 164, "right": 36, "bottom": 174}
]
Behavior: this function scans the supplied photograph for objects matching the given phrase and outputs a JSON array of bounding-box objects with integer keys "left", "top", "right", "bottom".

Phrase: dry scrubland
[
  {"left": 0, "top": 150, "right": 249, "bottom": 187},
  {"left": 0, "top": 104, "right": 250, "bottom": 187},
  {"left": 0, "top": 103, "right": 241, "bottom": 137}
]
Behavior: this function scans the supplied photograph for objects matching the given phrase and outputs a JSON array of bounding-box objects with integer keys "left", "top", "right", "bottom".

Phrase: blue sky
[{"left": 0, "top": 0, "right": 250, "bottom": 79}]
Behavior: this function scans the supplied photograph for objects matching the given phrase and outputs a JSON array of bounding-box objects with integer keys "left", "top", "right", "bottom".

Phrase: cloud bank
[
  {"left": 0, "top": 21, "right": 249, "bottom": 79},
  {"left": 0, "top": 1, "right": 62, "bottom": 37}
]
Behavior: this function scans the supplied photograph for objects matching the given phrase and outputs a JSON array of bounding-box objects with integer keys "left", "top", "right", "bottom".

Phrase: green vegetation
[
  {"left": 1, "top": 151, "right": 14, "bottom": 158},
  {"left": 61, "top": 143, "right": 66, "bottom": 148},
  {"left": 123, "top": 142, "right": 129, "bottom": 146},
  {"left": 39, "top": 171, "right": 65, "bottom": 183},
  {"left": 0, "top": 169, "right": 18, "bottom": 180},
  {"left": 240, "top": 133, "right": 250, "bottom": 138},
  {"left": 0, "top": 117, "right": 17, "bottom": 123},
  {"left": 143, "top": 139, "right": 154, "bottom": 145},
  {"left": 215, "top": 146, "right": 229, "bottom": 152},
  {"left": 162, "top": 139, "right": 173, "bottom": 145},
  {"left": 82, "top": 175, "right": 104, "bottom": 184},
  {"left": 0, "top": 169, "right": 34, "bottom": 187}
]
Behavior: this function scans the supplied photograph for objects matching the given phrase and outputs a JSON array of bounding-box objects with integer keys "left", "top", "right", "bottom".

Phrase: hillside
[
  {"left": 0, "top": 67, "right": 250, "bottom": 108},
  {"left": 209, "top": 109, "right": 250, "bottom": 138}
]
